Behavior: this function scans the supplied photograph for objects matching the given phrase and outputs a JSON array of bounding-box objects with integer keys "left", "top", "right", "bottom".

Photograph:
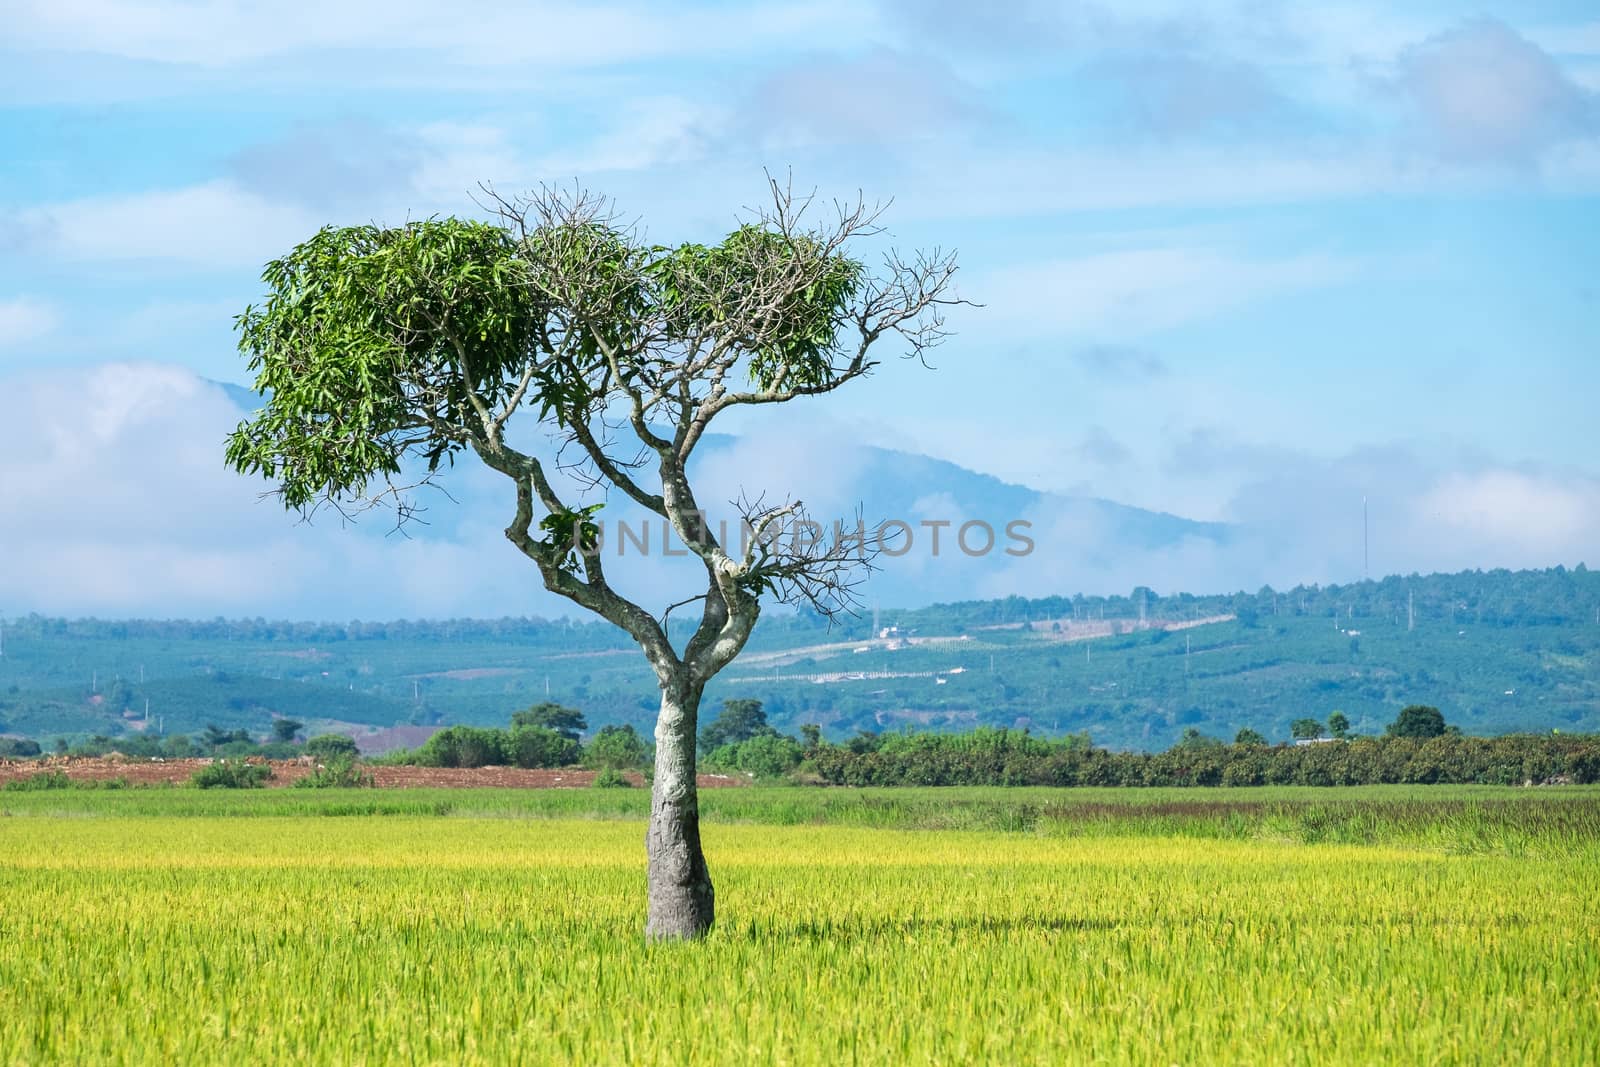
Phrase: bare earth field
[{"left": 0, "top": 756, "right": 745, "bottom": 789}]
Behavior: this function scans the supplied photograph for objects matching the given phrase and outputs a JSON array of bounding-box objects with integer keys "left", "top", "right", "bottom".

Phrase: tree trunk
[{"left": 645, "top": 674, "right": 714, "bottom": 940}]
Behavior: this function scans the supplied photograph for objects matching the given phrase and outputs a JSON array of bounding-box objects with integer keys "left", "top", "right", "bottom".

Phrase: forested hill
[{"left": 1, "top": 565, "right": 1596, "bottom": 751}]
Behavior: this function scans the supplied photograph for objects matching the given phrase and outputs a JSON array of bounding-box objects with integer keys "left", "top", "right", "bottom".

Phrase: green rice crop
[{"left": 1, "top": 790, "right": 1597, "bottom": 1063}]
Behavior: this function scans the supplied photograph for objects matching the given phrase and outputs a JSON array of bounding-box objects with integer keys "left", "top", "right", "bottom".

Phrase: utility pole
[
  {"left": 1408, "top": 588, "right": 1415, "bottom": 632},
  {"left": 1363, "top": 495, "right": 1369, "bottom": 581}
]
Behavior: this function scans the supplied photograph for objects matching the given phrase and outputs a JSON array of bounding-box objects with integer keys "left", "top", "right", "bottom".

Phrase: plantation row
[{"left": 799, "top": 730, "right": 1600, "bottom": 788}]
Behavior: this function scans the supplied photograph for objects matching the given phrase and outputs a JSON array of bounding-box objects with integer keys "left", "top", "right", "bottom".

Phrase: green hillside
[{"left": 1, "top": 566, "right": 1596, "bottom": 750}]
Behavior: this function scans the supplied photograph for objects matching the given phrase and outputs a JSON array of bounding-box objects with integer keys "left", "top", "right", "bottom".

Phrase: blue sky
[{"left": 1, "top": 1, "right": 1597, "bottom": 618}]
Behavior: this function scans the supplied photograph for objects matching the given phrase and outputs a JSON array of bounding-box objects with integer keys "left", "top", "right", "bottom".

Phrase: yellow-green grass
[{"left": 2, "top": 812, "right": 1598, "bottom": 1064}]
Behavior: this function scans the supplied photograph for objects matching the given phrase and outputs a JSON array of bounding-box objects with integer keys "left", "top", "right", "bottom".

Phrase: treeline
[
  {"left": 1, "top": 722, "right": 363, "bottom": 763},
  {"left": 8, "top": 565, "right": 1595, "bottom": 648},
  {"left": 691, "top": 700, "right": 1600, "bottom": 788},
  {"left": 856, "top": 563, "right": 1600, "bottom": 636},
  {"left": 804, "top": 730, "right": 1600, "bottom": 787},
  {"left": 380, "top": 720, "right": 649, "bottom": 771},
  {"left": 1, "top": 703, "right": 655, "bottom": 774}
]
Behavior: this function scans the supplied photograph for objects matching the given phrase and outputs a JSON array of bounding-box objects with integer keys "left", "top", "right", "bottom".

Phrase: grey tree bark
[{"left": 645, "top": 675, "right": 714, "bottom": 939}]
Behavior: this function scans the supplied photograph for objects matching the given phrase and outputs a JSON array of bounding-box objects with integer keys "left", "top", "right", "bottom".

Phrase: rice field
[{"left": 2, "top": 788, "right": 1598, "bottom": 1064}]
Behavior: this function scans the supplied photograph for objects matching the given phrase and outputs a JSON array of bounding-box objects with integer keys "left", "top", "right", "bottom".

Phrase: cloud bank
[{"left": 0, "top": 363, "right": 1593, "bottom": 620}]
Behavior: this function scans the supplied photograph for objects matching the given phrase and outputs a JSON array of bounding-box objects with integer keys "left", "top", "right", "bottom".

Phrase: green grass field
[{"left": 3, "top": 787, "right": 1598, "bottom": 1064}]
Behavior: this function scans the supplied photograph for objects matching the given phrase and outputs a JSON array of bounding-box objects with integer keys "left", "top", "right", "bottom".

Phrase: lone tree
[
  {"left": 699, "top": 698, "right": 775, "bottom": 750},
  {"left": 1290, "top": 717, "right": 1324, "bottom": 741},
  {"left": 1387, "top": 704, "right": 1447, "bottom": 739},
  {"left": 224, "top": 179, "right": 960, "bottom": 939},
  {"left": 512, "top": 701, "right": 587, "bottom": 742}
]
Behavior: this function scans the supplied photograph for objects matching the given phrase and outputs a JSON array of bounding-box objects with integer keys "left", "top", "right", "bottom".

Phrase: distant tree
[
  {"left": 192, "top": 759, "right": 272, "bottom": 789},
  {"left": 201, "top": 724, "right": 252, "bottom": 751},
  {"left": 586, "top": 724, "right": 651, "bottom": 770},
  {"left": 699, "top": 699, "right": 775, "bottom": 750},
  {"left": 505, "top": 724, "right": 582, "bottom": 768},
  {"left": 511, "top": 702, "right": 587, "bottom": 742},
  {"left": 304, "top": 734, "right": 360, "bottom": 761},
  {"left": 0, "top": 738, "right": 42, "bottom": 758},
  {"left": 719, "top": 733, "right": 804, "bottom": 778},
  {"left": 414, "top": 725, "right": 505, "bottom": 768},
  {"left": 1388, "top": 704, "right": 1447, "bottom": 738},
  {"left": 271, "top": 718, "right": 304, "bottom": 744},
  {"left": 799, "top": 723, "right": 821, "bottom": 751},
  {"left": 846, "top": 730, "right": 882, "bottom": 754},
  {"left": 1233, "top": 728, "right": 1267, "bottom": 746},
  {"left": 1327, "top": 712, "right": 1351, "bottom": 739},
  {"left": 1177, "top": 727, "right": 1223, "bottom": 750},
  {"left": 1290, "top": 718, "right": 1324, "bottom": 740}
]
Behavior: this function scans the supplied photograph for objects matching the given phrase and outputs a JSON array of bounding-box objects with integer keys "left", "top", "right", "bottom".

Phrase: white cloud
[
  {"left": 3, "top": 362, "right": 1596, "bottom": 619},
  {"left": 976, "top": 445, "right": 1600, "bottom": 599},
  {"left": 3, "top": 0, "right": 869, "bottom": 69},
  {"left": 533, "top": 98, "right": 717, "bottom": 177},
  {"left": 1395, "top": 18, "right": 1597, "bottom": 163},
  {"left": 979, "top": 245, "right": 1350, "bottom": 336},
  {"left": 0, "top": 297, "right": 59, "bottom": 348},
  {"left": 1418, "top": 470, "right": 1599, "bottom": 558},
  {"left": 14, "top": 181, "right": 322, "bottom": 266},
  {"left": 0, "top": 363, "right": 555, "bottom": 617}
]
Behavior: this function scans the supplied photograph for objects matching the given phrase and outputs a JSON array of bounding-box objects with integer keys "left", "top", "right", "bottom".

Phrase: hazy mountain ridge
[{"left": 207, "top": 376, "right": 1235, "bottom": 612}]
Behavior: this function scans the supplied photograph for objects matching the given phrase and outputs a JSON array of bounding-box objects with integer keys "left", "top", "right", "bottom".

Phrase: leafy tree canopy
[
  {"left": 586, "top": 724, "right": 651, "bottom": 770},
  {"left": 1388, "top": 704, "right": 1448, "bottom": 739},
  {"left": 700, "top": 698, "right": 775, "bottom": 750},
  {"left": 511, "top": 702, "right": 587, "bottom": 742}
]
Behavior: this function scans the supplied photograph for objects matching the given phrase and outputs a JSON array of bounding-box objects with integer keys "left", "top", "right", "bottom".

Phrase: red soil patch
[{"left": 0, "top": 756, "right": 746, "bottom": 790}]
